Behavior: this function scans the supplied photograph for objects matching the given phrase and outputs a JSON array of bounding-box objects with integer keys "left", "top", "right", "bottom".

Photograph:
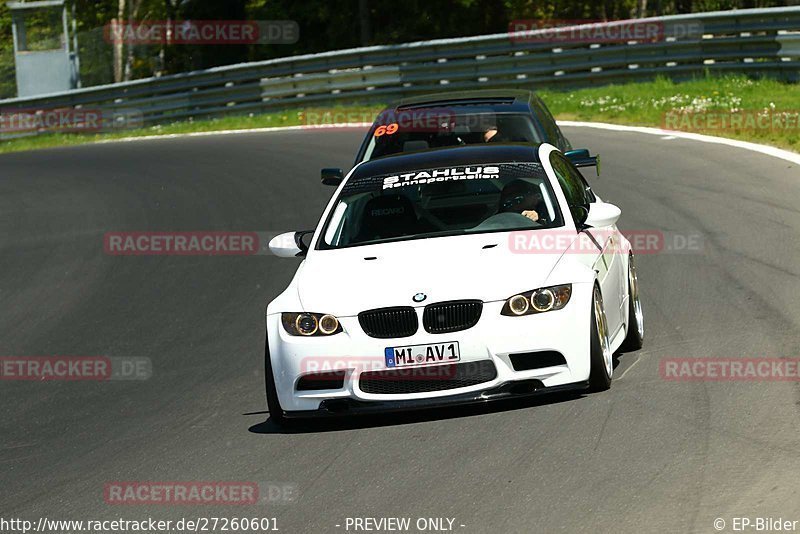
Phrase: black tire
[
  {"left": 621, "top": 254, "right": 644, "bottom": 352},
  {"left": 265, "top": 334, "right": 290, "bottom": 427},
  {"left": 588, "top": 284, "right": 612, "bottom": 392}
]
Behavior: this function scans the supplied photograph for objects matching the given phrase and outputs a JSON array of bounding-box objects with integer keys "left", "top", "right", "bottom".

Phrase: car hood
[{"left": 295, "top": 233, "right": 571, "bottom": 317}]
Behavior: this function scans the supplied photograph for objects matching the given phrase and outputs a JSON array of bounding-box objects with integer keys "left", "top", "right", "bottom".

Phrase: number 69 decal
[{"left": 374, "top": 123, "right": 399, "bottom": 137}]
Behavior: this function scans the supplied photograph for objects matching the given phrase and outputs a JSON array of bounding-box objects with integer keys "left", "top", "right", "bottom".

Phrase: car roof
[
  {"left": 389, "top": 90, "right": 535, "bottom": 114},
  {"left": 349, "top": 144, "right": 541, "bottom": 181}
]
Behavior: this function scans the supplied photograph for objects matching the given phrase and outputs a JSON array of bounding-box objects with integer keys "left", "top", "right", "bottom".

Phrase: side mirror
[
  {"left": 583, "top": 202, "right": 621, "bottom": 228},
  {"left": 321, "top": 168, "right": 344, "bottom": 186},
  {"left": 268, "top": 231, "right": 313, "bottom": 258},
  {"left": 565, "top": 149, "right": 601, "bottom": 176}
]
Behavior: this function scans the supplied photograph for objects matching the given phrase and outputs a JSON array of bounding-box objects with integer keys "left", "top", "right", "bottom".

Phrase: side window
[
  {"left": 582, "top": 177, "right": 596, "bottom": 203},
  {"left": 541, "top": 98, "right": 570, "bottom": 150},
  {"left": 550, "top": 152, "right": 589, "bottom": 208},
  {"left": 572, "top": 165, "right": 596, "bottom": 203},
  {"left": 530, "top": 98, "right": 560, "bottom": 144}
]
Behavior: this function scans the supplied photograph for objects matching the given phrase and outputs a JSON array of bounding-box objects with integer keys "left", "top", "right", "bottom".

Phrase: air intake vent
[
  {"left": 359, "top": 360, "right": 497, "bottom": 394},
  {"left": 509, "top": 351, "right": 567, "bottom": 371},
  {"left": 423, "top": 300, "right": 482, "bottom": 334},
  {"left": 358, "top": 307, "right": 418, "bottom": 338},
  {"left": 296, "top": 371, "right": 346, "bottom": 391}
]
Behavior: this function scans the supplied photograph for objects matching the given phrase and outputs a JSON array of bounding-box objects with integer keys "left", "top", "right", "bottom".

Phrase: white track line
[{"left": 558, "top": 120, "right": 800, "bottom": 166}]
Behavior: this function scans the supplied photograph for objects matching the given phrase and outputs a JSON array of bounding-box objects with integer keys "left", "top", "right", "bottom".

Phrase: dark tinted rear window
[{"left": 361, "top": 111, "right": 543, "bottom": 161}]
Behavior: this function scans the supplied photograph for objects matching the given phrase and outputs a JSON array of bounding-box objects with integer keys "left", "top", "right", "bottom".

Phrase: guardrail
[{"left": 1, "top": 7, "right": 798, "bottom": 131}]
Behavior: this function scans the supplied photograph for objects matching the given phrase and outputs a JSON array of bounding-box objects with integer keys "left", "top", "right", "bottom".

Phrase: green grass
[
  {"left": 1, "top": 75, "right": 798, "bottom": 155},
  {"left": 539, "top": 75, "right": 800, "bottom": 152},
  {"left": 0, "top": 104, "right": 385, "bottom": 155}
]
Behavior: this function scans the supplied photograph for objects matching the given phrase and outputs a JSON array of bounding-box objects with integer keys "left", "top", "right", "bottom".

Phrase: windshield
[
  {"left": 360, "top": 111, "right": 543, "bottom": 162},
  {"left": 318, "top": 162, "right": 563, "bottom": 249}
]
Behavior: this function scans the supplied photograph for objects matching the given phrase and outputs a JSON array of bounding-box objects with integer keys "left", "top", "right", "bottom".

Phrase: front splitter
[{"left": 281, "top": 380, "right": 589, "bottom": 419}]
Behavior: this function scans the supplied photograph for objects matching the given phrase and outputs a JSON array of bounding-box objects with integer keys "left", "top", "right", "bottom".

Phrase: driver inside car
[
  {"left": 498, "top": 179, "right": 548, "bottom": 223},
  {"left": 483, "top": 125, "right": 499, "bottom": 142}
]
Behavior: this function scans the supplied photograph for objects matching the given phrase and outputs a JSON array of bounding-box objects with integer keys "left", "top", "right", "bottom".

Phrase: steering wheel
[{"left": 471, "top": 212, "right": 541, "bottom": 232}]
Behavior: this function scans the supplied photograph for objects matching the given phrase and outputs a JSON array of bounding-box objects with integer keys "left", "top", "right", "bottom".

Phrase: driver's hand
[{"left": 521, "top": 210, "right": 539, "bottom": 222}]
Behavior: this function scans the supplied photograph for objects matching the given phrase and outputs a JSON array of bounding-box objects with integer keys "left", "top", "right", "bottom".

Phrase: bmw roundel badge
[{"left": 412, "top": 293, "right": 427, "bottom": 303}]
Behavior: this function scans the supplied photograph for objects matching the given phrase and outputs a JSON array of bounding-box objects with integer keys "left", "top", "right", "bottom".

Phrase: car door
[{"left": 550, "top": 152, "right": 624, "bottom": 334}]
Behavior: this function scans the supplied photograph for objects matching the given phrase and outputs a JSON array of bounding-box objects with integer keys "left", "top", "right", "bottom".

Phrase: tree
[{"left": 113, "top": 0, "right": 125, "bottom": 82}]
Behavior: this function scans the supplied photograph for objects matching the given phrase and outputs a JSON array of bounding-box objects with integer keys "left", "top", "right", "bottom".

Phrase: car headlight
[
  {"left": 501, "top": 284, "right": 572, "bottom": 316},
  {"left": 281, "top": 312, "right": 342, "bottom": 336}
]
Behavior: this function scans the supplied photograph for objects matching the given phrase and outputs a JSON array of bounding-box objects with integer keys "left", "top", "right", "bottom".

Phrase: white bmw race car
[{"left": 265, "top": 143, "right": 644, "bottom": 425}]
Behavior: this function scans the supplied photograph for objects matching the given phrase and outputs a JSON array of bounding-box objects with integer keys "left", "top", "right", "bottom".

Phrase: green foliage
[
  {"left": 539, "top": 74, "right": 800, "bottom": 150},
  {"left": 0, "top": 0, "right": 794, "bottom": 97},
  {"left": 0, "top": 2, "right": 14, "bottom": 98},
  {"left": 1, "top": 75, "right": 797, "bottom": 155}
]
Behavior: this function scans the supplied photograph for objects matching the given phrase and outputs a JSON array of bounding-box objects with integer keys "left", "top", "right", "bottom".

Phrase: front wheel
[
  {"left": 621, "top": 253, "right": 644, "bottom": 351},
  {"left": 588, "top": 284, "right": 612, "bottom": 392}
]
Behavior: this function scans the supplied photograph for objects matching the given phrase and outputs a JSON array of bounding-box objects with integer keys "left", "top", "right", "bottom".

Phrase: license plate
[{"left": 384, "top": 342, "right": 460, "bottom": 368}]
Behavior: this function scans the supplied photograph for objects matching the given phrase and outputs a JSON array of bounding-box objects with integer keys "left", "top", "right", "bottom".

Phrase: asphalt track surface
[{"left": 1, "top": 127, "right": 799, "bottom": 534}]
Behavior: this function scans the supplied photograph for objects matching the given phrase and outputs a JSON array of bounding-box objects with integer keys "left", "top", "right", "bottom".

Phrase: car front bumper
[{"left": 266, "top": 283, "right": 593, "bottom": 415}]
